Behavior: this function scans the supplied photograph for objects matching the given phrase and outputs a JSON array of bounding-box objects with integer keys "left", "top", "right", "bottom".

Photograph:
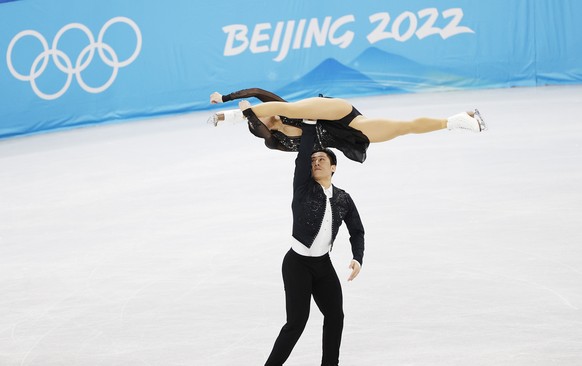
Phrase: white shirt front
[{"left": 291, "top": 185, "right": 333, "bottom": 257}]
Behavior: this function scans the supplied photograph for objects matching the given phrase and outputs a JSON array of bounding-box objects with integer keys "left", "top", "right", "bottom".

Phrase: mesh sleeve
[
  {"left": 222, "top": 88, "right": 287, "bottom": 103},
  {"left": 243, "top": 108, "right": 290, "bottom": 152}
]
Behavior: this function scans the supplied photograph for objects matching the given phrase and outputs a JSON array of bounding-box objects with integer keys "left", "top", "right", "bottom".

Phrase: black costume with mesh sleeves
[{"left": 226, "top": 88, "right": 370, "bottom": 163}]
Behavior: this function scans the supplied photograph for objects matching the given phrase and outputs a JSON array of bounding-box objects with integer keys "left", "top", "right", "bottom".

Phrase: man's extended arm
[{"left": 293, "top": 123, "right": 316, "bottom": 194}]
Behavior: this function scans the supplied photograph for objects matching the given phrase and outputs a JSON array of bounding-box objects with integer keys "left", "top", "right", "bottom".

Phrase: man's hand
[{"left": 348, "top": 260, "right": 361, "bottom": 281}]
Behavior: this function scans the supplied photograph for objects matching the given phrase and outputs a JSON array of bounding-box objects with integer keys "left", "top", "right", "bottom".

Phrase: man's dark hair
[{"left": 312, "top": 148, "right": 337, "bottom": 166}]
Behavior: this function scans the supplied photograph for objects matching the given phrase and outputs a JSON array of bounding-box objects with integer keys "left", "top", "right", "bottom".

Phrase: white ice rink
[{"left": 1, "top": 86, "right": 581, "bottom": 366}]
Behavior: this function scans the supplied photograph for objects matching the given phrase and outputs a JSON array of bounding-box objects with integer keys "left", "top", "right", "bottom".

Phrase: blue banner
[{"left": 1, "top": 0, "right": 581, "bottom": 138}]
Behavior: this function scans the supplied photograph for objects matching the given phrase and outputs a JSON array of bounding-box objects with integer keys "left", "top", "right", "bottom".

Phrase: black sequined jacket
[
  {"left": 291, "top": 124, "right": 365, "bottom": 265},
  {"left": 224, "top": 88, "right": 369, "bottom": 163}
]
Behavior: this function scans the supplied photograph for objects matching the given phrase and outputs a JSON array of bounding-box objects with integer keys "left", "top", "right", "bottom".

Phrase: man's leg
[
  {"left": 265, "top": 250, "right": 312, "bottom": 366},
  {"left": 313, "top": 258, "right": 344, "bottom": 366}
]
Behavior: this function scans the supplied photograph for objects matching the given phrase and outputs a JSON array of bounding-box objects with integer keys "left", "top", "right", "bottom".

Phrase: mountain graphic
[
  {"left": 348, "top": 47, "right": 467, "bottom": 90},
  {"left": 350, "top": 47, "right": 428, "bottom": 75},
  {"left": 276, "top": 58, "right": 405, "bottom": 100}
]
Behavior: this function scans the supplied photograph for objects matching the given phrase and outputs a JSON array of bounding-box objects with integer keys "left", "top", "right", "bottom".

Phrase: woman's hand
[
  {"left": 210, "top": 92, "right": 223, "bottom": 104},
  {"left": 348, "top": 260, "right": 361, "bottom": 281},
  {"left": 238, "top": 100, "right": 251, "bottom": 111}
]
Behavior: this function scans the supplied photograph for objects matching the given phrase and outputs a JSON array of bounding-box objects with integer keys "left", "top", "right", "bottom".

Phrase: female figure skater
[{"left": 209, "top": 88, "right": 486, "bottom": 163}]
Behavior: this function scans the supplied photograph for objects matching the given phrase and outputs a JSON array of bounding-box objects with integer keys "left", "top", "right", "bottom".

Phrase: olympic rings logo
[{"left": 6, "top": 17, "right": 142, "bottom": 100}]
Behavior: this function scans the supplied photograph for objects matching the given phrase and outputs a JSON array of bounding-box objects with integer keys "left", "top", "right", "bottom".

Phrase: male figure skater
[{"left": 263, "top": 120, "right": 365, "bottom": 366}]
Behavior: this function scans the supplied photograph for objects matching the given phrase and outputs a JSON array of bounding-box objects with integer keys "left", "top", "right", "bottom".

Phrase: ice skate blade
[{"left": 474, "top": 109, "right": 487, "bottom": 131}]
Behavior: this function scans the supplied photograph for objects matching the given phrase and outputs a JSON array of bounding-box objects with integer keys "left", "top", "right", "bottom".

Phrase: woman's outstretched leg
[
  {"left": 349, "top": 116, "right": 447, "bottom": 143},
  {"left": 249, "top": 97, "right": 352, "bottom": 121},
  {"left": 349, "top": 110, "right": 484, "bottom": 143}
]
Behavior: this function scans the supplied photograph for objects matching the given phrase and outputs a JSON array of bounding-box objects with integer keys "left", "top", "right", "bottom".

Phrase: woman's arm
[
  {"left": 242, "top": 107, "right": 290, "bottom": 152},
  {"left": 211, "top": 88, "right": 287, "bottom": 104}
]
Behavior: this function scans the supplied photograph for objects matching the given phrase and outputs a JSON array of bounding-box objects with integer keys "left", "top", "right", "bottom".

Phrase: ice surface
[{"left": 1, "top": 86, "right": 581, "bottom": 365}]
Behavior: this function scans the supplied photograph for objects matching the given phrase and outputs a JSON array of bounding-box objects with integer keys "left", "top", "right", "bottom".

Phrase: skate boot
[
  {"left": 207, "top": 108, "right": 245, "bottom": 126},
  {"left": 447, "top": 109, "right": 487, "bottom": 132}
]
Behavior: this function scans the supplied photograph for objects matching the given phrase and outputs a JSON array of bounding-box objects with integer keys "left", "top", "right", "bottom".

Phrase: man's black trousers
[{"left": 265, "top": 249, "right": 344, "bottom": 366}]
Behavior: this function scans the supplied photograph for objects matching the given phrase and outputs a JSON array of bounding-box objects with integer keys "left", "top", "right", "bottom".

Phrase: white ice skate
[
  {"left": 207, "top": 108, "right": 245, "bottom": 127},
  {"left": 447, "top": 109, "right": 487, "bottom": 132}
]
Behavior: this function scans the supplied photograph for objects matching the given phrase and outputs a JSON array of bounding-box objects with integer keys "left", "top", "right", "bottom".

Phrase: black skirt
[
  {"left": 246, "top": 106, "right": 370, "bottom": 163},
  {"left": 317, "top": 106, "right": 370, "bottom": 163}
]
